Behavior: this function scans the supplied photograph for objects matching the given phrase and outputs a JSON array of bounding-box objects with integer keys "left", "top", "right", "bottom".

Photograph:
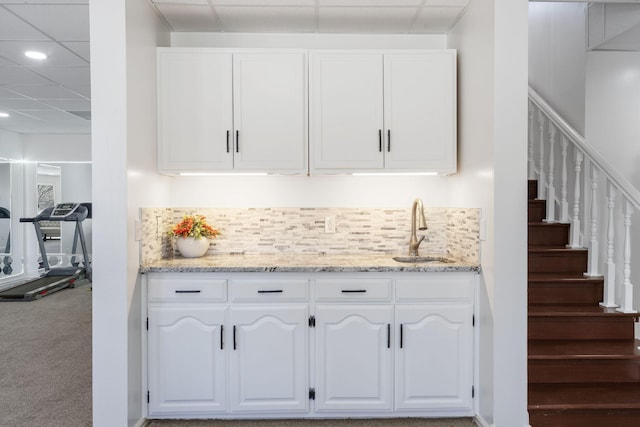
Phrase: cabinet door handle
[
  {"left": 220, "top": 325, "right": 224, "bottom": 350},
  {"left": 400, "top": 324, "right": 404, "bottom": 349},
  {"left": 378, "top": 129, "right": 382, "bottom": 152},
  {"left": 387, "top": 323, "right": 391, "bottom": 349},
  {"left": 387, "top": 129, "right": 391, "bottom": 152},
  {"left": 226, "top": 130, "right": 230, "bottom": 153},
  {"left": 341, "top": 289, "right": 367, "bottom": 293},
  {"left": 233, "top": 325, "right": 237, "bottom": 350},
  {"left": 236, "top": 130, "right": 239, "bottom": 153},
  {"left": 257, "top": 289, "right": 283, "bottom": 294},
  {"left": 175, "top": 290, "right": 201, "bottom": 294}
]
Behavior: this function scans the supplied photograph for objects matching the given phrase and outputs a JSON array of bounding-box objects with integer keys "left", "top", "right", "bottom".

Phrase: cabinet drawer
[
  {"left": 315, "top": 278, "right": 392, "bottom": 301},
  {"left": 395, "top": 275, "right": 473, "bottom": 302},
  {"left": 230, "top": 279, "right": 309, "bottom": 302},
  {"left": 147, "top": 274, "right": 227, "bottom": 302}
]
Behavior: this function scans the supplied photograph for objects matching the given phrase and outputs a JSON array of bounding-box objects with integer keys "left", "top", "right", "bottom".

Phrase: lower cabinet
[
  {"left": 145, "top": 272, "right": 476, "bottom": 419},
  {"left": 228, "top": 305, "right": 308, "bottom": 413},
  {"left": 147, "top": 305, "right": 227, "bottom": 416},
  {"left": 315, "top": 305, "right": 393, "bottom": 412}
]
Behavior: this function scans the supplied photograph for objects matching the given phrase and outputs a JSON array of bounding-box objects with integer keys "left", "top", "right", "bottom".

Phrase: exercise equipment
[{"left": 0, "top": 202, "right": 91, "bottom": 301}]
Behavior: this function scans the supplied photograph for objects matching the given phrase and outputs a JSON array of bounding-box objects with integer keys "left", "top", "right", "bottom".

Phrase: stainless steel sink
[{"left": 392, "top": 256, "right": 453, "bottom": 263}]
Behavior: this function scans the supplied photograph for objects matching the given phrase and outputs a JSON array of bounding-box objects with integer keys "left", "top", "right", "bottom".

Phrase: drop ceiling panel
[
  {"left": 0, "top": 41, "right": 87, "bottom": 67},
  {"left": 40, "top": 99, "right": 90, "bottom": 111},
  {"left": 319, "top": 7, "right": 419, "bottom": 33},
  {"left": 6, "top": 84, "right": 85, "bottom": 100},
  {"left": 0, "top": 98, "right": 54, "bottom": 110},
  {"left": 319, "top": 0, "right": 422, "bottom": 6},
  {"left": 0, "top": 66, "right": 53, "bottom": 85},
  {"left": 216, "top": 6, "right": 316, "bottom": 32},
  {"left": 0, "top": 87, "right": 26, "bottom": 99},
  {"left": 30, "top": 66, "right": 90, "bottom": 89},
  {"left": 412, "top": 6, "right": 465, "bottom": 33},
  {"left": 211, "top": 0, "right": 315, "bottom": 5},
  {"left": 0, "top": 7, "right": 48, "bottom": 40},
  {"left": 61, "top": 41, "right": 90, "bottom": 62},
  {"left": 6, "top": 4, "right": 90, "bottom": 41}
]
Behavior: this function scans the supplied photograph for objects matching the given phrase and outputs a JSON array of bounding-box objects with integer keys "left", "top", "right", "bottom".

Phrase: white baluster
[
  {"left": 617, "top": 200, "right": 637, "bottom": 313},
  {"left": 545, "top": 125, "right": 557, "bottom": 223},
  {"left": 537, "top": 111, "right": 546, "bottom": 199},
  {"left": 560, "top": 135, "right": 570, "bottom": 223},
  {"left": 601, "top": 183, "right": 618, "bottom": 308},
  {"left": 568, "top": 151, "right": 583, "bottom": 249},
  {"left": 528, "top": 102, "right": 536, "bottom": 180},
  {"left": 585, "top": 165, "right": 600, "bottom": 276}
]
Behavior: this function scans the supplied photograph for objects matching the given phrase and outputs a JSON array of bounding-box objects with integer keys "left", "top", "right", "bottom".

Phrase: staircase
[{"left": 528, "top": 180, "right": 640, "bottom": 427}]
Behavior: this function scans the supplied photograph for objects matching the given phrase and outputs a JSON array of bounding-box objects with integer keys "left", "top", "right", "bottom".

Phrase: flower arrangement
[{"left": 170, "top": 215, "right": 220, "bottom": 240}]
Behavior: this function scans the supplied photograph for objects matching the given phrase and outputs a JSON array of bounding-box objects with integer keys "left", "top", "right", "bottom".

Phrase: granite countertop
[{"left": 140, "top": 253, "right": 481, "bottom": 273}]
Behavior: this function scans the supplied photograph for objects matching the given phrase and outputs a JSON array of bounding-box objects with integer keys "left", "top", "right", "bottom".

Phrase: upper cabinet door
[
  {"left": 310, "top": 53, "right": 384, "bottom": 172},
  {"left": 157, "top": 50, "right": 233, "bottom": 172},
  {"left": 233, "top": 53, "right": 308, "bottom": 173},
  {"left": 383, "top": 52, "right": 456, "bottom": 173}
]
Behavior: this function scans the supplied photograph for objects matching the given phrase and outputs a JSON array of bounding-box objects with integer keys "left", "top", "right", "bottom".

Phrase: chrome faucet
[{"left": 408, "top": 198, "right": 428, "bottom": 256}]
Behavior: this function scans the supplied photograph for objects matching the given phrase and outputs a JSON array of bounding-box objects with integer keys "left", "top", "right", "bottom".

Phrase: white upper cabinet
[
  {"left": 157, "top": 50, "right": 233, "bottom": 172},
  {"left": 310, "top": 51, "right": 456, "bottom": 174},
  {"left": 157, "top": 49, "right": 308, "bottom": 174}
]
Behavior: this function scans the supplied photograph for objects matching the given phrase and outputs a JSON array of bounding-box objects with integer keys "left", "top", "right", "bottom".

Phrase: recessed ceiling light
[
  {"left": 0, "top": 112, "right": 9, "bottom": 118},
  {"left": 25, "top": 51, "right": 47, "bottom": 60}
]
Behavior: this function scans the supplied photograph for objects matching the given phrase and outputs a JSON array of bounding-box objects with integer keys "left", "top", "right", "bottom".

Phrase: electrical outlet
[{"left": 325, "top": 216, "right": 336, "bottom": 234}]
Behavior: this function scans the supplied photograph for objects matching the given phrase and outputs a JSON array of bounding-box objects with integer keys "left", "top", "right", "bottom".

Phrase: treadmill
[{"left": 0, "top": 202, "right": 91, "bottom": 301}]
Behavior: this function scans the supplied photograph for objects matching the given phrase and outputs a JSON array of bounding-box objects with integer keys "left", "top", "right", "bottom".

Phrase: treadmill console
[{"left": 49, "top": 203, "right": 80, "bottom": 220}]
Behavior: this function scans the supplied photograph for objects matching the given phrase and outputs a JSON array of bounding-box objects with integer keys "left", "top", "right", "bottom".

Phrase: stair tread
[
  {"left": 529, "top": 304, "right": 638, "bottom": 317},
  {"left": 529, "top": 246, "right": 587, "bottom": 252},
  {"left": 529, "top": 340, "right": 640, "bottom": 359},
  {"left": 529, "top": 272, "right": 604, "bottom": 282},
  {"left": 528, "top": 221, "right": 570, "bottom": 226},
  {"left": 529, "top": 383, "right": 640, "bottom": 409}
]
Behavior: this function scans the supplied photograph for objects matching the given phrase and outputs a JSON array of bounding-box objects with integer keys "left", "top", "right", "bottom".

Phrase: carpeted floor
[
  {"left": 0, "top": 285, "right": 92, "bottom": 427},
  {"left": 146, "top": 418, "right": 476, "bottom": 427}
]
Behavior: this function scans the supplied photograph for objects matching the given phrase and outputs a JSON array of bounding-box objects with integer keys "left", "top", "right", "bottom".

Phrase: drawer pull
[
  {"left": 400, "top": 324, "right": 404, "bottom": 349},
  {"left": 378, "top": 129, "right": 382, "bottom": 152},
  {"left": 257, "top": 289, "right": 283, "bottom": 294},
  {"left": 387, "top": 323, "right": 391, "bottom": 349},
  {"left": 220, "top": 325, "right": 224, "bottom": 350},
  {"left": 233, "top": 325, "right": 237, "bottom": 350},
  {"left": 341, "top": 289, "right": 367, "bottom": 293},
  {"left": 175, "top": 290, "right": 201, "bottom": 294}
]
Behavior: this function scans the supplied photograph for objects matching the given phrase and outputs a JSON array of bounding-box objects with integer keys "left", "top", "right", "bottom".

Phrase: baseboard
[
  {"left": 132, "top": 418, "right": 148, "bottom": 427},
  {"left": 473, "top": 415, "right": 490, "bottom": 427}
]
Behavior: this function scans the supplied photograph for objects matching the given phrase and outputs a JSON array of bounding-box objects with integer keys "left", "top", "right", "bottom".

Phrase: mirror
[
  {"left": 37, "top": 164, "right": 62, "bottom": 255},
  {"left": 0, "top": 162, "right": 11, "bottom": 275}
]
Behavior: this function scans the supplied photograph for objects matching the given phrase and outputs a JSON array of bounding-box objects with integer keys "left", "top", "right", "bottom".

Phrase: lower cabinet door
[
  {"left": 228, "top": 305, "right": 309, "bottom": 412},
  {"left": 315, "top": 305, "right": 393, "bottom": 412},
  {"left": 148, "top": 305, "right": 227, "bottom": 416},
  {"left": 395, "top": 304, "right": 473, "bottom": 411}
]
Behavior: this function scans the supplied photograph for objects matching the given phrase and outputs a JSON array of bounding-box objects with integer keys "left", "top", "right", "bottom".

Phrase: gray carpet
[
  {"left": 146, "top": 418, "right": 476, "bottom": 427},
  {"left": 0, "top": 285, "right": 92, "bottom": 427}
]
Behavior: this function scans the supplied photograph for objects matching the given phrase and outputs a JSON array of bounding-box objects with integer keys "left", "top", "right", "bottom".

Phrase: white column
[
  {"left": 617, "top": 200, "right": 637, "bottom": 313},
  {"left": 528, "top": 102, "right": 536, "bottom": 179},
  {"left": 601, "top": 182, "right": 618, "bottom": 308},
  {"left": 537, "top": 111, "right": 546, "bottom": 199},
  {"left": 560, "top": 135, "right": 570, "bottom": 223},
  {"left": 585, "top": 165, "right": 600, "bottom": 276},
  {"left": 545, "top": 125, "right": 556, "bottom": 223},
  {"left": 568, "top": 151, "right": 583, "bottom": 249}
]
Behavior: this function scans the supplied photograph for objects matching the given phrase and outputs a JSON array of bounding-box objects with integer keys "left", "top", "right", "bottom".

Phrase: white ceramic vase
[{"left": 176, "top": 236, "right": 210, "bottom": 258}]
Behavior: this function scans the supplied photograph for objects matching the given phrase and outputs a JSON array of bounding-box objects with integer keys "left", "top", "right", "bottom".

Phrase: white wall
[
  {"left": 22, "top": 134, "right": 91, "bottom": 162},
  {"left": 447, "top": 0, "right": 496, "bottom": 423},
  {"left": 0, "top": 129, "right": 23, "bottom": 160},
  {"left": 529, "top": 1, "right": 587, "bottom": 135},
  {"left": 91, "top": 0, "right": 170, "bottom": 426},
  {"left": 585, "top": 51, "right": 640, "bottom": 190}
]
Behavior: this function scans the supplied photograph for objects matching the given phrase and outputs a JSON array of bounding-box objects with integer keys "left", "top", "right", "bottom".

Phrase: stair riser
[
  {"left": 529, "top": 225, "right": 570, "bottom": 247},
  {"left": 529, "top": 318, "right": 634, "bottom": 340},
  {"left": 529, "top": 180, "right": 538, "bottom": 200},
  {"left": 529, "top": 252, "right": 587, "bottom": 274},
  {"left": 529, "top": 410, "right": 640, "bottom": 427},
  {"left": 528, "top": 283, "right": 604, "bottom": 305},
  {"left": 529, "top": 360, "right": 640, "bottom": 383},
  {"left": 529, "top": 201, "right": 546, "bottom": 222}
]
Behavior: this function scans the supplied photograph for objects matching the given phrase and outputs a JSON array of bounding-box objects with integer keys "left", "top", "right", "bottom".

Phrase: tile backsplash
[{"left": 140, "top": 206, "right": 480, "bottom": 264}]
